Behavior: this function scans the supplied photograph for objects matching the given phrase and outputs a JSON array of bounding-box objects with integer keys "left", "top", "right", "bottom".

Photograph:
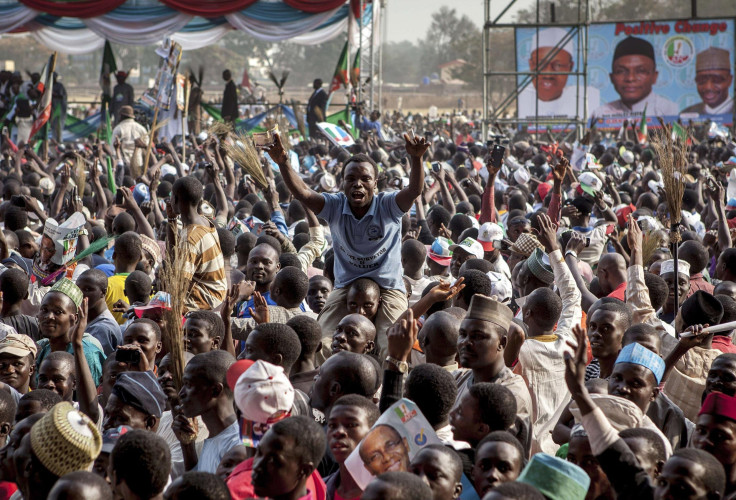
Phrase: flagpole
[
  {"left": 42, "top": 52, "right": 57, "bottom": 164},
  {"left": 182, "top": 76, "right": 190, "bottom": 162}
]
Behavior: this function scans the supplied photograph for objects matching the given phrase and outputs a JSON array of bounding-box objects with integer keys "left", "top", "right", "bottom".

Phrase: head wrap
[
  {"left": 50, "top": 278, "right": 83, "bottom": 309},
  {"left": 111, "top": 371, "right": 166, "bottom": 418},
  {"left": 615, "top": 342, "right": 665, "bottom": 385},
  {"left": 613, "top": 36, "right": 655, "bottom": 63},
  {"left": 466, "top": 294, "right": 513, "bottom": 332},
  {"left": 518, "top": 453, "right": 590, "bottom": 500},
  {"left": 30, "top": 402, "right": 102, "bottom": 478}
]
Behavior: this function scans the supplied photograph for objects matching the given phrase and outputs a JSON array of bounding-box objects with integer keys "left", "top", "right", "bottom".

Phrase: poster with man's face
[
  {"left": 344, "top": 398, "right": 480, "bottom": 500},
  {"left": 515, "top": 19, "right": 735, "bottom": 130}
]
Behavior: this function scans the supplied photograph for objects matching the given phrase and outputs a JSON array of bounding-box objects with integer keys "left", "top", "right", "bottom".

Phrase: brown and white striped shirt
[{"left": 181, "top": 221, "right": 227, "bottom": 311}]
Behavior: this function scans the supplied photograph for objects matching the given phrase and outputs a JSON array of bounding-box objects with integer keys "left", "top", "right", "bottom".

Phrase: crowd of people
[{"left": 0, "top": 62, "right": 734, "bottom": 500}]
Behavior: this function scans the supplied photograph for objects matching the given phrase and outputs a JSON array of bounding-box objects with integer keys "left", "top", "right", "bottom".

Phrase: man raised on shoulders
[{"left": 267, "top": 131, "right": 429, "bottom": 357}]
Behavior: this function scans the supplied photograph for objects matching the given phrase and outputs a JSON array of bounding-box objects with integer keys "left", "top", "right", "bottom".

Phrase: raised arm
[
  {"left": 396, "top": 133, "right": 429, "bottom": 213},
  {"left": 564, "top": 232, "right": 598, "bottom": 313},
  {"left": 265, "top": 133, "right": 325, "bottom": 214},
  {"left": 119, "top": 186, "right": 156, "bottom": 240},
  {"left": 707, "top": 180, "right": 732, "bottom": 251},
  {"left": 479, "top": 154, "right": 501, "bottom": 224},
  {"left": 72, "top": 299, "right": 100, "bottom": 424},
  {"left": 431, "top": 167, "right": 456, "bottom": 216},
  {"left": 537, "top": 214, "right": 582, "bottom": 338}
]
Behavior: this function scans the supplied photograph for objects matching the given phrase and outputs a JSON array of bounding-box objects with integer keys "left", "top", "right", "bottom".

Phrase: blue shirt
[
  {"left": 357, "top": 116, "right": 384, "bottom": 139},
  {"left": 319, "top": 191, "right": 405, "bottom": 292},
  {"left": 236, "top": 291, "right": 277, "bottom": 318}
]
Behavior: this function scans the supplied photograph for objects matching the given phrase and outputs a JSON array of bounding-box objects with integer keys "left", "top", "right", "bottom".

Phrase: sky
[{"left": 384, "top": 0, "right": 533, "bottom": 43}]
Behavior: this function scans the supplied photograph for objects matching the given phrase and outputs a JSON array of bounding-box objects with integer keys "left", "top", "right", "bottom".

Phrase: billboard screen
[{"left": 515, "top": 19, "right": 734, "bottom": 129}]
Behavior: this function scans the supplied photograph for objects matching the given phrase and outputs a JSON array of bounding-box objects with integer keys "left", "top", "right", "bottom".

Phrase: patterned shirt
[{"left": 181, "top": 221, "right": 227, "bottom": 311}]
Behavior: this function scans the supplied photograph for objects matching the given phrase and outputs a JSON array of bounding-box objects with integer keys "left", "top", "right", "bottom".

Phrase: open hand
[
  {"left": 72, "top": 297, "right": 89, "bottom": 347},
  {"left": 563, "top": 324, "right": 588, "bottom": 399},
  {"left": 404, "top": 133, "right": 430, "bottom": 159},
  {"left": 427, "top": 277, "right": 466, "bottom": 303},
  {"left": 552, "top": 157, "right": 569, "bottom": 183},
  {"left": 221, "top": 284, "right": 240, "bottom": 325},
  {"left": 248, "top": 291, "right": 270, "bottom": 324},
  {"left": 627, "top": 214, "right": 643, "bottom": 255},
  {"left": 535, "top": 214, "right": 560, "bottom": 253}
]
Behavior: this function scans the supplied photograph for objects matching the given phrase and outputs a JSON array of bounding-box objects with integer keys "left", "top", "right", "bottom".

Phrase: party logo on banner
[{"left": 662, "top": 35, "right": 695, "bottom": 67}]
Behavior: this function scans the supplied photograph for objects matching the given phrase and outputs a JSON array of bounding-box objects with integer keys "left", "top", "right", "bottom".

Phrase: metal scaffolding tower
[{"left": 482, "top": 0, "right": 590, "bottom": 141}]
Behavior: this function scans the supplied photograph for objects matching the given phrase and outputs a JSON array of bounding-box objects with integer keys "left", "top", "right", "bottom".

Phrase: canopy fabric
[
  {"left": 18, "top": 0, "right": 125, "bottom": 18},
  {"left": 157, "top": 0, "right": 256, "bottom": 17},
  {"left": 0, "top": 0, "right": 371, "bottom": 52}
]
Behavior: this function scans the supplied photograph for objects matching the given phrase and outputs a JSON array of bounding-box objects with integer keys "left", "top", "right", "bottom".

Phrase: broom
[
  {"left": 158, "top": 233, "right": 196, "bottom": 441},
  {"left": 222, "top": 130, "right": 268, "bottom": 189},
  {"left": 650, "top": 118, "right": 690, "bottom": 318}
]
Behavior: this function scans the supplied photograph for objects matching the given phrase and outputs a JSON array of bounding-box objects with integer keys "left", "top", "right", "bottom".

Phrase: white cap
[
  {"left": 660, "top": 259, "right": 690, "bottom": 278},
  {"left": 487, "top": 271, "right": 512, "bottom": 303},
  {"left": 234, "top": 360, "right": 295, "bottom": 424},
  {"left": 514, "top": 167, "right": 530, "bottom": 185},
  {"left": 530, "top": 27, "right": 575, "bottom": 58},
  {"left": 621, "top": 150, "right": 635, "bottom": 165},
  {"left": 449, "top": 237, "right": 485, "bottom": 260},
  {"left": 578, "top": 171, "right": 603, "bottom": 195}
]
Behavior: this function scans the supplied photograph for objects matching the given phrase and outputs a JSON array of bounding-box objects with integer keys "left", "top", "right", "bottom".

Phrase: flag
[
  {"left": 637, "top": 104, "right": 648, "bottom": 144},
  {"left": 350, "top": 48, "right": 361, "bottom": 88},
  {"left": 28, "top": 53, "right": 57, "bottom": 140},
  {"left": 103, "top": 107, "right": 117, "bottom": 194},
  {"left": 100, "top": 41, "right": 117, "bottom": 112},
  {"left": 329, "top": 41, "right": 349, "bottom": 94},
  {"left": 672, "top": 122, "right": 688, "bottom": 142}
]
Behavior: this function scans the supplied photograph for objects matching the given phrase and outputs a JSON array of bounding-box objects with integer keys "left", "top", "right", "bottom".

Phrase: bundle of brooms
[
  {"left": 221, "top": 129, "right": 268, "bottom": 189},
  {"left": 159, "top": 232, "right": 198, "bottom": 442},
  {"left": 650, "top": 119, "right": 690, "bottom": 311}
]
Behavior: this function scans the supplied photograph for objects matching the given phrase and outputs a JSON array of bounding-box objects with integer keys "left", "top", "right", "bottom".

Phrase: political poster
[
  {"left": 345, "top": 399, "right": 480, "bottom": 500},
  {"left": 317, "top": 121, "right": 355, "bottom": 148},
  {"left": 515, "top": 19, "right": 735, "bottom": 130}
]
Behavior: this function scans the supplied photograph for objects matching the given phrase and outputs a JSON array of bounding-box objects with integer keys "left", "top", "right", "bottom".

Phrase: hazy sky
[{"left": 384, "top": 0, "right": 533, "bottom": 43}]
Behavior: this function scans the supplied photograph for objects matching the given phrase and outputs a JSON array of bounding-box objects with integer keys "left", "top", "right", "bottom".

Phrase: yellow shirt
[{"left": 106, "top": 273, "right": 130, "bottom": 325}]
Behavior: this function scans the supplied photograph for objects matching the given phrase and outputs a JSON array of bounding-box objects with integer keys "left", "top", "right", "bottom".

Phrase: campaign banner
[
  {"left": 345, "top": 398, "right": 480, "bottom": 500},
  {"left": 515, "top": 19, "right": 735, "bottom": 130}
]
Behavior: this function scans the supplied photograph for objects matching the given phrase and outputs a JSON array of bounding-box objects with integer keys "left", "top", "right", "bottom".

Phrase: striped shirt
[{"left": 181, "top": 221, "right": 227, "bottom": 311}]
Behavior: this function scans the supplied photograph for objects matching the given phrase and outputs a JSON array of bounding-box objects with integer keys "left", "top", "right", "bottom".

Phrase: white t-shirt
[{"left": 195, "top": 420, "right": 240, "bottom": 474}]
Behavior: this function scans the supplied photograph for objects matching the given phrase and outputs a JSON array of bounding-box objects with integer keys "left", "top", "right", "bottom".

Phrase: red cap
[
  {"left": 226, "top": 359, "right": 254, "bottom": 391},
  {"left": 700, "top": 392, "right": 736, "bottom": 422}
]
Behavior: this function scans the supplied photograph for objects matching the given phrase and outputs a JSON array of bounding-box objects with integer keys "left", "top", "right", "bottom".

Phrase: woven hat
[
  {"left": 139, "top": 235, "right": 161, "bottom": 268},
  {"left": 527, "top": 248, "right": 554, "bottom": 285},
  {"left": 466, "top": 294, "right": 513, "bottom": 332},
  {"left": 477, "top": 222, "right": 504, "bottom": 252},
  {"left": 234, "top": 360, "right": 295, "bottom": 424},
  {"left": 426, "top": 237, "right": 453, "bottom": 266},
  {"left": 50, "top": 278, "right": 83, "bottom": 309},
  {"left": 518, "top": 453, "right": 590, "bottom": 500},
  {"left": 0, "top": 332, "right": 37, "bottom": 358},
  {"left": 449, "top": 237, "right": 484, "bottom": 260},
  {"left": 30, "top": 402, "right": 102, "bottom": 478},
  {"left": 509, "top": 233, "right": 544, "bottom": 257}
]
